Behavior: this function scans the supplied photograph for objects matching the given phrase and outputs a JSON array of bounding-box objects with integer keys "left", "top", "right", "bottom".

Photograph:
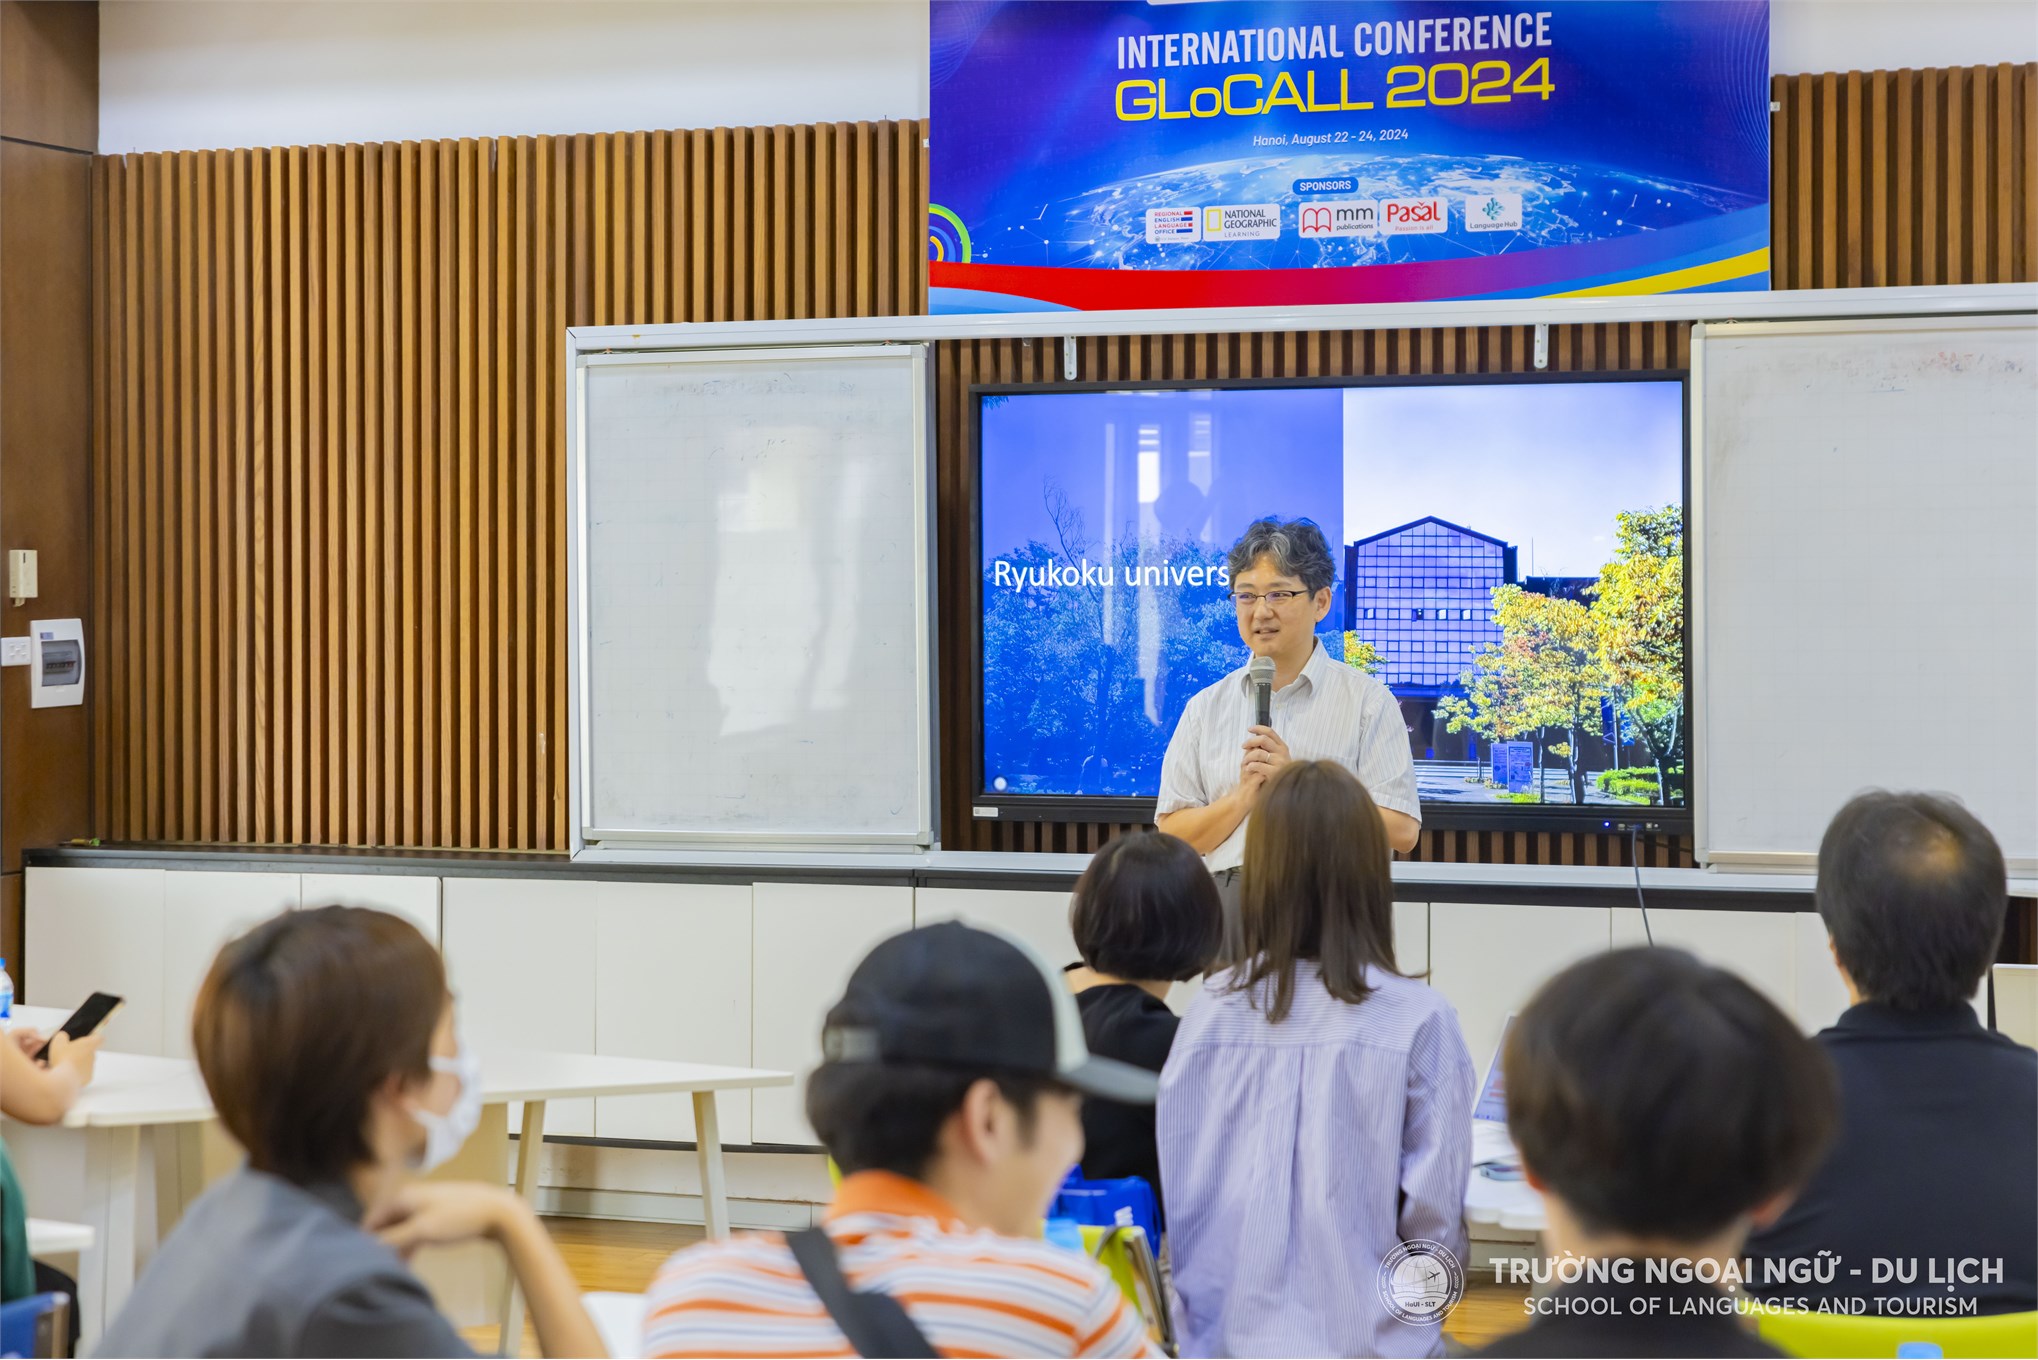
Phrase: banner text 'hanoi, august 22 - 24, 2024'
[{"left": 929, "top": 1, "right": 1770, "bottom": 313}]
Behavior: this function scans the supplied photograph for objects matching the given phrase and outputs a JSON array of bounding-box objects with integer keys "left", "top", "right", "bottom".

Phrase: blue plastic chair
[
  {"left": 0, "top": 1293, "right": 70, "bottom": 1359},
  {"left": 1050, "top": 1168, "right": 1162, "bottom": 1250}
]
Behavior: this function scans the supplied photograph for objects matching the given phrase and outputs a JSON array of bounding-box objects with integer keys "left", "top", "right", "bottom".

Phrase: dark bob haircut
[
  {"left": 1505, "top": 947, "right": 1838, "bottom": 1241},
  {"left": 193, "top": 906, "right": 446, "bottom": 1186},
  {"left": 1070, "top": 830, "right": 1223, "bottom": 983},
  {"left": 1817, "top": 790, "right": 2007, "bottom": 1011}
]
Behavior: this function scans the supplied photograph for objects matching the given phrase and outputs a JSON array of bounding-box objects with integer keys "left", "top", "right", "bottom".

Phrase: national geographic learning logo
[{"left": 1379, "top": 1239, "right": 1466, "bottom": 1325}]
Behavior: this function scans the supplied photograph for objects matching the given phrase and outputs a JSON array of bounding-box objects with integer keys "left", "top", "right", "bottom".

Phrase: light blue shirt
[{"left": 1158, "top": 962, "right": 1474, "bottom": 1359}]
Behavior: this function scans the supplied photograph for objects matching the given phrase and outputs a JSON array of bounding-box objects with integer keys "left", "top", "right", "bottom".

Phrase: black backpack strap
[{"left": 786, "top": 1227, "right": 941, "bottom": 1359}]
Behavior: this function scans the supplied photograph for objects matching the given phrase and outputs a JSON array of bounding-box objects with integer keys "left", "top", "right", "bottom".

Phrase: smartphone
[{"left": 31, "top": 992, "right": 125, "bottom": 1063}]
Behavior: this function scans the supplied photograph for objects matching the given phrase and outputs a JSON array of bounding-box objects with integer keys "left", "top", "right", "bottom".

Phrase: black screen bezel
[{"left": 967, "top": 369, "right": 1694, "bottom": 834}]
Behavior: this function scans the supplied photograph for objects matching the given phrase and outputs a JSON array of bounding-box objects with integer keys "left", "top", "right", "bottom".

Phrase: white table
[
  {"left": 5, "top": 1004, "right": 791, "bottom": 1349},
  {"left": 472, "top": 1046, "right": 791, "bottom": 1346},
  {"left": 5, "top": 1006, "right": 215, "bottom": 1340}
]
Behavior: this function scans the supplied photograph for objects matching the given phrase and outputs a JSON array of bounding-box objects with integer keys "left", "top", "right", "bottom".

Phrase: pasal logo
[
  {"left": 1144, "top": 207, "right": 1201, "bottom": 244},
  {"left": 1298, "top": 200, "right": 1378, "bottom": 237},
  {"left": 1381, "top": 198, "right": 1447, "bottom": 235},
  {"left": 1463, "top": 190, "right": 1524, "bottom": 233},
  {"left": 1202, "top": 204, "right": 1282, "bottom": 241}
]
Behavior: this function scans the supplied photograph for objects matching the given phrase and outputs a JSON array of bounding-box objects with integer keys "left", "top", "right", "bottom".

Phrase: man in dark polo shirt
[{"left": 1746, "top": 790, "right": 2038, "bottom": 1316}]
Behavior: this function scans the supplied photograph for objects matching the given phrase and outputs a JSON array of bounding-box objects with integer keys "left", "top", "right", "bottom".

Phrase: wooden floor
[{"left": 465, "top": 1216, "right": 1533, "bottom": 1356}]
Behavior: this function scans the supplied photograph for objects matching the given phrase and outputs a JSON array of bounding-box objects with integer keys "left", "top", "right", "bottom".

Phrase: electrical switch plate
[{"left": 0, "top": 637, "right": 28, "bottom": 667}]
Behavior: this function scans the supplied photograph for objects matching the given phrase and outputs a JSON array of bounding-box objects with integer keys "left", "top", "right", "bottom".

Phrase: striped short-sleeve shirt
[
  {"left": 642, "top": 1171, "right": 1161, "bottom": 1359},
  {"left": 1157, "top": 639, "right": 1420, "bottom": 873}
]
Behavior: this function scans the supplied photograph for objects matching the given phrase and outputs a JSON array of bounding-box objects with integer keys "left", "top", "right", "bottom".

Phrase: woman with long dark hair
[{"left": 1158, "top": 760, "right": 1474, "bottom": 1359}]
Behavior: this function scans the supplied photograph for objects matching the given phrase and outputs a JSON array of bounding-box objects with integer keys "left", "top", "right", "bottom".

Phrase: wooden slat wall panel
[
  {"left": 93, "top": 64, "right": 2033, "bottom": 860},
  {"left": 1772, "top": 64, "right": 2035, "bottom": 288},
  {"left": 94, "top": 121, "right": 927, "bottom": 850}
]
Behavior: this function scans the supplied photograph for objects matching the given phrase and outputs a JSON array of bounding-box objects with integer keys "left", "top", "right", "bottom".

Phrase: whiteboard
[
  {"left": 1693, "top": 314, "right": 2037, "bottom": 870},
  {"left": 571, "top": 345, "right": 933, "bottom": 848}
]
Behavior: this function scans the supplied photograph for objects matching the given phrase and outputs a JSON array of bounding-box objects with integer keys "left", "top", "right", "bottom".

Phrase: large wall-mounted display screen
[{"left": 976, "top": 376, "right": 1688, "bottom": 816}]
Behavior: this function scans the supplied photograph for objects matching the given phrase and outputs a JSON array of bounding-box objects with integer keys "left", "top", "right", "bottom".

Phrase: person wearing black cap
[{"left": 643, "top": 921, "right": 1163, "bottom": 1359}]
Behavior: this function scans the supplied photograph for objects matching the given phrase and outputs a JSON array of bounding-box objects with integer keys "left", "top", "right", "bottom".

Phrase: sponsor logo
[
  {"left": 1297, "top": 200, "right": 1378, "bottom": 237},
  {"left": 1465, "top": 190, "right": 1525, "bottom": 233},
  {"left": 1201, "top": 203, "right": 1282, "bottom": 241},
  {"left": 1381, "top": 197, "right": 1447, "bottom": 235},
  {"left": 1144, "top": 207, "right": 1201, "bottom": 244},
  {"left": 1293, "top": 176, "right": 1356, "bottom": 195},
  {"left": 1378, "top": 1239, "right": 1466, "bottom": 1326}
]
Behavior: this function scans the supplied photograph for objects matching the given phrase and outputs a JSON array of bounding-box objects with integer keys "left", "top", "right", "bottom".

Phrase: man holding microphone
[{"left": 1156, "top": 517, "right": 1420, "bottom": 945}]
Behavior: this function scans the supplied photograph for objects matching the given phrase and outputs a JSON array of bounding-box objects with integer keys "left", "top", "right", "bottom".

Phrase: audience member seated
[
  {"left": 1745, "top": 790, "right": 2038, "bottom": 1314},
  {"left": 1473, "top": 947, "right": 1837, "bottom": 1358},
  {"left": 643, "top": 921, "right": 1162, "bottom": 1358},
  {"left": 1064, "top": 829, "right": 1222, "bottom": 1213},
  {"left": 96, "top": 906, "right": 603, "bottom": 1358},
  {"left": 1158, "top": 759, "right": 1473, "bottom": 1359},
  {"left": 3, "top": 1016, "right": 101, "bottom": 1353}
]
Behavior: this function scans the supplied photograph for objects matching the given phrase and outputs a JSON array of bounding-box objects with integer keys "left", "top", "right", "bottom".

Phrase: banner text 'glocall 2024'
[{"left": 927, "top": 1, "right": 1771, "bottom": 313}]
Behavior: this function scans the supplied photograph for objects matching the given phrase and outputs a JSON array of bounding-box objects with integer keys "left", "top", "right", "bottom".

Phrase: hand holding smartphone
[{"left": 32, "top": 992, "right": 124, "bottom": 1064}]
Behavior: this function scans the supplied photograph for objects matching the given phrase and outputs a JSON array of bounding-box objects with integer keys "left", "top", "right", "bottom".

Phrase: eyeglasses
[{"left": 1228, "top": 589, "right": 1313, "bottom": 609}]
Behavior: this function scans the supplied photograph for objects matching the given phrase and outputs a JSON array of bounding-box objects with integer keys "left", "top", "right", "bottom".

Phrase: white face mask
[{"left": 408, "top": 1040, "right": 483, "bottom": 1173}]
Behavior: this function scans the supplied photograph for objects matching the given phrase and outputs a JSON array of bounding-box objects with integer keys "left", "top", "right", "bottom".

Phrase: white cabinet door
[
  {"left": 22, "top": 868, "right": 167, "bottom": 1054},
  {"left": 594, "top": 881, "right": 753, "bottom": 1145},
  {"left": 913, "top": 887, "right": 1076, "bottom": 970},
  {"left": 752, "top": 882, "right": 913, "bottom": 1145},
  {"left": 1611, "top": 907, "right": 1797, "bottom": 1017},
  {"left": 300, "top": 873, "right": 442, "bottom": 943},
  {"left": 1394, "top": 901, "right": 1429, "bottom": 978},
  {"left": 1429, "top": 903, "right": 1611, "bottom": 1075},
  {"left": 442, "top": 877, "right": 599, "bottom": 1135},
  {"left": 160, "top": 872, "right": 302, "bottom": 1058},
  {"left": 1793, "top": 912, "right": 1852, "bottom": 1033}
]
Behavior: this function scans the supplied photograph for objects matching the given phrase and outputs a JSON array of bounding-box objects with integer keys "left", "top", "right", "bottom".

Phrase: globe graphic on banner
[{"left": 958, "top": 152, "right": 1758, "bottom": 271}]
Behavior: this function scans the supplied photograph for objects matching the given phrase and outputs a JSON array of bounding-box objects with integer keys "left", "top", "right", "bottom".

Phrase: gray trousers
[{"left": 1211, "top": 865, "right": 1244, "bottom": 968}]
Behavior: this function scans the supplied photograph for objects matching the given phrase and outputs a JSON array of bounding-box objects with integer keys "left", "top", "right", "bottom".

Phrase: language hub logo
[
  {"left": 1381, "top": 198, "right": 1447, "bottom": 235},
  {"left": 1465, "top": 191, "right": 1525, "bottom": 234},
  {"left": 1144, "top": 207, "right": 1201, "bottom": 244},
  {"left": 1379, "top": 1239, "right": 1466, "bottom": 1325},
  {"left": 1298, "top": 200, "right": 1378, "bottom": 237},
  {"left": 1202, "top": 204, "right": 1282, "bottom": 241}
]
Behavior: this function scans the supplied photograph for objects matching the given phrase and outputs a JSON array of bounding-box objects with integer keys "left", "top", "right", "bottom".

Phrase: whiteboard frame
[
  {"left": 568, "top": 342, "right": 937, "bottom": 853},
  {"left": 1691, "top": 311, "right": 2038, "bottom": 872}
]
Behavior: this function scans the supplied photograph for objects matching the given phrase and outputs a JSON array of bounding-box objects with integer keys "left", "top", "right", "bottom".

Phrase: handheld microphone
[{"left": 1247, "top": 656, "right": 1275, "bottom": 730}]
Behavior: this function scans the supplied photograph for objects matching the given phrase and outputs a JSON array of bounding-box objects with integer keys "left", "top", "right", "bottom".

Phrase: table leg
[
  {"left": 497, "top": 1100, "right": 546, "bottom": 1358},
  {"left": 692, "top": 1091, "right": 730, "bottom": 1240},
  {"left": 78, "top": 1125, "right": 142, "bottom": 1347}
]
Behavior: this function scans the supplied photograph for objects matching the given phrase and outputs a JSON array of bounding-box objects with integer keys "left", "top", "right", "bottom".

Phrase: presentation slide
[{"left": 979, "top": 378, "right": 1687, "bottom": 809}]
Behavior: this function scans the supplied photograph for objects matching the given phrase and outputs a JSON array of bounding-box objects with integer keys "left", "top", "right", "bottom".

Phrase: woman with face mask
[{"left": 97, "top": 906, "right": 604, "bottom": 1358}]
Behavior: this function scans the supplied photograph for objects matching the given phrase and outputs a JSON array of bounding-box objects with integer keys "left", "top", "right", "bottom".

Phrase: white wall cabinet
[
  {"left": 300, "top": 873, "right": 441, "bottom": 942},
  {"left": 751, "top": 882, "right": 913, "bottom": 1145},
  {"left": 442, "top": 877, "right": 600, "bottom": 1135},
  {"left": 22, "top": 867, "right": 169, "bottom": 1054},
  {"left": 594, "top": 881, "right": 754, "bottom": 1145},
  {"left": 158, "top": 872, "right": 302, "bottom": 1058},
  {"left": 1429, "top": 902, "right": 1612, "bottom": 1072},
  {"left": 913, "top": 887, "right": 1076, "bottom": 969},
  {"left": 1611, "top": 906, "right": 1797, "bottom": 1018}
]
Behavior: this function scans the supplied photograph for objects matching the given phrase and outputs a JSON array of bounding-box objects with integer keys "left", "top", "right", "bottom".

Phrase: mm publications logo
[{"left": 1379, "top": 1239, "right": 1466, "bottom": 1325}]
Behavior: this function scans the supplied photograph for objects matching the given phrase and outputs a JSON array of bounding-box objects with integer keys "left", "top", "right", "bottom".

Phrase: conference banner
[{"left": 927, "top": 1, "right": 1771, "bottom": 313}]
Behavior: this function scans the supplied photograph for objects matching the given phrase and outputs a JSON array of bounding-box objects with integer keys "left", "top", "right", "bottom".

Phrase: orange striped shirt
[{"left": 642, "top": 1172, "right": 1160, "bottom": 1359}]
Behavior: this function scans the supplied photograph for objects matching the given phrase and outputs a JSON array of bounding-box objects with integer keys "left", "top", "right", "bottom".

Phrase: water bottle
[{"left": 0, "top": 958, "right": 13, "bottom": 1021}]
